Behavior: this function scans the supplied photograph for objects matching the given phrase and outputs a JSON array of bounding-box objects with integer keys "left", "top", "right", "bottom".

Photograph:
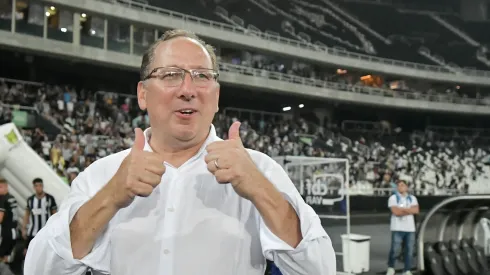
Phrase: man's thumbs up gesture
[
  {"left": 205, "top": 121, "right": 263, "bottom": 200},
  {"left": 227, "top": 120, "right": 241, "bottom": 141},
  {"left": 107, "top": 128, "right": 166, "bottom": 209}
]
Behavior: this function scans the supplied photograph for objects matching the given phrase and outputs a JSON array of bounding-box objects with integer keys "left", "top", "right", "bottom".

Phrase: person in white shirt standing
[
  {"left": 24, "top": 29, "right": 336, "bottom": 275},
  {"left": 386, "top": 180, "right": 419, "bottom": 275}
]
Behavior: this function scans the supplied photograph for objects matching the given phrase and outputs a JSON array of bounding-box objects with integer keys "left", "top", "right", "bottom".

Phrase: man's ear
[
  {"left": 215, "top": 83, "right": 220, "bottom": 113},
  {"left": 137, "top": 81, "right": 147, "bottom": 111}
]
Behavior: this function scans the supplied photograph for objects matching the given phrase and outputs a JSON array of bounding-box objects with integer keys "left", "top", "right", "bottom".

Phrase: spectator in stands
[
  {"left": 24, "top": 29, "right": 336, "bottom": 275},
  {"left": 379, "top": 171, "right": 396, "bottom": 195},
  {"left": 386, "top": 180, "right": 419, "bottom": 275},
  {"left": 0, "top": 178, "right": 18, "bottom": 264},
  {"left": 0, "top": 103, "right": 11, "bottom": 125},
  {"left": 22, "top": 178, "right": 57, "bottom": 256},
  {"left": 66, "top": 167, "right": 79, "bottom": 186}
]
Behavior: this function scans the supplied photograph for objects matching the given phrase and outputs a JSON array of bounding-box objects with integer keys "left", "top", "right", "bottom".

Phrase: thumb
[
  {"left": 228, "top": 121, "right": 241, "bottom": 141},
  {"left": 132, "top": 128, "right": 145, "bottom": 151}
]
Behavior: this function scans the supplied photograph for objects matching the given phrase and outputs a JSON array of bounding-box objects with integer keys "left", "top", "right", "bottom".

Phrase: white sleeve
[
  {"left": 257, "top": 161, "right": 336, "bottom": 275},
  {"left": 24, "top": 170, "right": 111, "bottom": 275},
  {"left": 388, "top": 195, "right": 397, "bottom": 208}
]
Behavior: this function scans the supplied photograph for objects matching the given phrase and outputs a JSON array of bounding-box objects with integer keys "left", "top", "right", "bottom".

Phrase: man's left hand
[{"left": 205, "top": 121, "right": 264, "bottom": 200}]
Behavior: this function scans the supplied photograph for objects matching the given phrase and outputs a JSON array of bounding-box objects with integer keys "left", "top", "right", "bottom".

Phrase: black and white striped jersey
[{"left": 26, "top": 193, "right": 57, "bottom": 237}]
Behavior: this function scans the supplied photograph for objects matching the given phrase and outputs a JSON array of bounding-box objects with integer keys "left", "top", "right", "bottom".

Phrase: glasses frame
[{"left": 142, "top": 66, "right": 220, "bottom": 86}]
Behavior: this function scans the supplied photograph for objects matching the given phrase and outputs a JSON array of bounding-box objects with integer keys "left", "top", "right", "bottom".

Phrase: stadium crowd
[{"left": 1, "top": 78, "right": 489, "bottom": 195}]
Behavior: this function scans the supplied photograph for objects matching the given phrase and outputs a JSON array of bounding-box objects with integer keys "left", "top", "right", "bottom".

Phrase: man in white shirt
[
  {"left": 24, "top": 29, "right": 336, "bottom": 275},
  {"left": 386, "top": 180, "right": 419, "bottom": 275}
]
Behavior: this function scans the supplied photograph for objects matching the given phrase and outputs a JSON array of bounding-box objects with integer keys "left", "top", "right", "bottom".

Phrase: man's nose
[{"left": 177, "top": 73, "right": 197, "bottom": 100}]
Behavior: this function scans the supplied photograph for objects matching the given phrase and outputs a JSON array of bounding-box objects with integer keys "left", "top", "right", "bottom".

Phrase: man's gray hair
[{"left": 139, "top": 29, "right": 218, "bottom": 81}]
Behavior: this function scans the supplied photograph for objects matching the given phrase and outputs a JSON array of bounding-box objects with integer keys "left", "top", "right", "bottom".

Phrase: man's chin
[{"left": 172, "top": 125, "right": 199, "bottom": 141}]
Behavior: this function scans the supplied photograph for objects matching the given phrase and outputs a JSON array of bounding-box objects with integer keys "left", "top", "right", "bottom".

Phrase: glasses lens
[
  {"left": 192, "top": 70, "right": 216, "bottom": 87},
  {"left": 154, "top": 68, "right": 184, "bottom": 87}
]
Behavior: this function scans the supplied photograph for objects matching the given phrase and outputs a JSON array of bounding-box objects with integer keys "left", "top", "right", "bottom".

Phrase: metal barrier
[
  {"left": 217, "top": 63, "right": 487, "bottom": 106},
  {"left": 417, "top": 195, "right": 490, "bottom": 271}
]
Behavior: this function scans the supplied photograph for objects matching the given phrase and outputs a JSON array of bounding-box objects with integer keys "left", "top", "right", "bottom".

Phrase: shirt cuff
[
  {"left": 47, "top": 198, "right": 110, "bottom": 272},
  {"left": 48, "top": 199, "right": 87, "bottom": 263},
  {"left": 259, "top": 191, "right": 327, "bottom": 260}
]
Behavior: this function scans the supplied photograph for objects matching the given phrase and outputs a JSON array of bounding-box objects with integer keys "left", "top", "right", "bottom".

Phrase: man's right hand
[{"left": 107, "top": 128, "right": 166, "bottom": 209}]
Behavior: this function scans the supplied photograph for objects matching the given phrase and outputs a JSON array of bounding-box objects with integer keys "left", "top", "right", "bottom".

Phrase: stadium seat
[
  {"left": 107, "top": 0, "right": 490, "bottom": 69},
  {"left": 434, "top": 242, "right": 458, "bottom": 275},
  {"left": 448, "top": 239, "right": 473, "bottom": 275},
  {"left": 460, "top": 238, "right": 487, "bottom": 274},
  {"left": 424, "top": 242, "right": 445, "bottom": 275},
  {"left": 469, "top": 238, "right": 490, "bottom": 272}
]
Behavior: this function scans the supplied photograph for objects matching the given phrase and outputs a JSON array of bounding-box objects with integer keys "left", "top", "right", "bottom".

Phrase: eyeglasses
[{"left": 143, "top": 67, "right": 219, "bottom": 87}]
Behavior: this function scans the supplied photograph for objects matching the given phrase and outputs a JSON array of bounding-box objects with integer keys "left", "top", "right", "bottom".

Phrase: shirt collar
[{"left": 142, "top": 124, "right": 220, "bottom": 158}]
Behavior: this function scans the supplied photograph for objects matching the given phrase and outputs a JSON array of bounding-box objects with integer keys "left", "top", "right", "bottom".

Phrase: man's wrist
[
  {"left": 100, "top": 184, "right": 122, "bottom": 212},
  {"left": 247, "top": 172, "right": 275, "bottom": 204}
]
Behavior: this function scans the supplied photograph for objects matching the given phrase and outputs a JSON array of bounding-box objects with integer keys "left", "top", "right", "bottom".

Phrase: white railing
[
  {"left": 1, "top": 102, "right": 65, "bottom": 132},
  {"left": 218, "top": 62, "right": 486, "bottom": 106},
  {"left": 340, "top": 0, "right": 457, "bottom": 14},
  {"left": 96, "top": 0, "right": 490, "bottom": 78},
  {"left": 366, "top": 187, "right": 470, "bottom": 196},
  {"left": 0, "top": 103, "right": 38, "bottom": 113}
]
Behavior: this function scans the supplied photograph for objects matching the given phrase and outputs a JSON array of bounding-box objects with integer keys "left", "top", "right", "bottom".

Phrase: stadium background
[{"left": 1, "top": 0, "right": 490, "bottom": 274}]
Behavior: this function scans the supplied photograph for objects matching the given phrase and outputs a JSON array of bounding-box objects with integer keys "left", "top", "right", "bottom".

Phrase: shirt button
[
  {"left": 168, "top": 207, "right": 175, "bottom": 212},
  {"left": 164, "top": 249, "right": 170, "bottom": 254}
]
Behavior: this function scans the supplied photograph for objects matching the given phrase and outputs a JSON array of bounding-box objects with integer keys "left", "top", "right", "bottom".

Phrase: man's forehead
[{"left": 154, "top": 37, "right": 212, "bottom": 68}]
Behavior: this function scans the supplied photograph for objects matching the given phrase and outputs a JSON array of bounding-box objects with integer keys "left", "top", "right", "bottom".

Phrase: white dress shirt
[{"left": 24, "top": 125, "right": 336, "bottom": 275}]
